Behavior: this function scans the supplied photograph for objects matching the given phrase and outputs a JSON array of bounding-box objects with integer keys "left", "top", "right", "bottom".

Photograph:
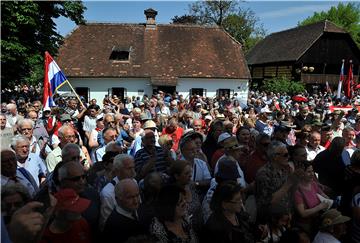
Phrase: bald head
[{"left": 115, "top": 179, "right": 140, "bottom": 211}]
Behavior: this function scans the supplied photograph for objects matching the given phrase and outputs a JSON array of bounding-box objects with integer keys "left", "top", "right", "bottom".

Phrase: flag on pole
[
  {"left": 336, "top": 59, "right": 345, "bottom": 99},
  {"left": 43, "top": 52, "right": 68, "bottom": 109},
  {"left": 344, "top": 60, "right": 353, "bottom": 99}
]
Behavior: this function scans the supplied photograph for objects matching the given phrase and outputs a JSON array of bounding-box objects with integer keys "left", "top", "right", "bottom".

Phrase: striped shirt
[{"left": 134, "top": 146, "right": 168, "bottom": 175}]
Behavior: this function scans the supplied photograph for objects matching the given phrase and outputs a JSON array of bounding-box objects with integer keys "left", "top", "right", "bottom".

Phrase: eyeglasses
[
  {"left": 65, "top": 174, "right": 86, "bottom": 182},
  {"left": 64, "top": 135, "right": 76, "bottom": 139},
  {"left": 21, "top": 128, "right": 32, "bottom": 131},
  {"left": 275, "top": 152, "right": 289, "bottom": 158}
]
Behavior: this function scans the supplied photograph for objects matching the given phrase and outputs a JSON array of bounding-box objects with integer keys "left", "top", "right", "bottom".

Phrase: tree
[
  {"left": 1, "top": 1, "right": 86, "bottom": 88},
  {"left": 262, "top": 77, "right": 305, "bottom": 95},
  {"left": 172, "top": 15, "right": 199, "bottom": 25},
  {"left": 299, "top": 2, "right": 360, "bottom": 47},
  {"left": 186, "top": 0, "right": 265, "bottom": 53}
]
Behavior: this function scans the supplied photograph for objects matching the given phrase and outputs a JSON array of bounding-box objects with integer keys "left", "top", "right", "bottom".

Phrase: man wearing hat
[
  {"left": 129, "top": 119, "right": 159, "bottom": 156},
  {"left": 209, "top": 132, "right": 232, "bottom": 170},
  {"left": 202, "top": 159, "right": 241, "bottom": 222},
  {"left": 214, "top": 136, "right": 247, "bottom": 188},
  {"left": 313, "top": 209, "right": 350, "bottom": 243},
  {"left": 41, "top": 188, "right": 92, "bottom": 243},
  {"left": 255, "top": 107, "right": 274, "bottom": 136}
]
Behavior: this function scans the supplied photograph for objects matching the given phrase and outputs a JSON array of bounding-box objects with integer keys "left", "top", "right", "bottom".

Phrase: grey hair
[
  {"left": 17, "top": 118, "right": 34, "bottom": 129},
  {"left": 58, "top": 125, "right": 73, "bottom": 138},
  {"left": 267, "top": 140, "right": 287, "bottom": 161},
  {"left": 10, "top": 135, "right": 29, "bottom": 149},
  {"left": 113, "top": 154, "right": 133, "bottom": 171},
  {"left": 61, "top": 143, "right": 81, "bottom": 158},
  {"left": 1, "top": 183, "right": 30, "bottom": 202},
  {"left": 58, "top": 162, "right": 82, "bottom": 182},
  {"left": 6, "top": 103, "right": 16, "bottom": 110}
]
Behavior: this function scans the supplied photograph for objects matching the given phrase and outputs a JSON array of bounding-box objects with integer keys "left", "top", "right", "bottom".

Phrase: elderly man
[
  {"left": 45, "top": 125, "right": 87, "bottom": 172},
  {"left": 11, "top": 135, "right": 47, "bottom": 187},
  {"left": 180, "top": 136, "right": 211, "bottom": 188},
  {"left": 214, "top": 136, "right": 248, "bottom": 189},
  {"left": 255, "top": 140, "right": 297, "bottom": 223},
  {"left": 99, "top": 154, "right": 136, "bottom": 230},
  {"left": 93, "top": 127, "right": 117, "bottom": 163},
  {"left": 306, "top": 131, "right": 325, "bottom": 162},
  {"left": 134, "top": 129, "right": 168, "bottom": 180},
  {"left": 58, "top": 161, "right": 100, "bottom": 236},
  {"left": 0, "top": 113, "right": 14, "bottom": 149},
  {"left": 17, "top": 119, "right": 40, "bottom": 155},
  {"left": 103, "top": 179, "right": 146, "bottom": 242},
  {"left": 27, "top": 110, "right": 49, "bottom": 143},
  {"left": 1, "top": 150, "right": 38, "bottom": 197},
  {"left": 6, "top": 103, "right": 23, "bottom": 128}
]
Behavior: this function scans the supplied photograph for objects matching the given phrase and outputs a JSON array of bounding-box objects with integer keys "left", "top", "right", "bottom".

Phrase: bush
[{"left": 262, "top": 76, "right": 305, "bottom": 94}]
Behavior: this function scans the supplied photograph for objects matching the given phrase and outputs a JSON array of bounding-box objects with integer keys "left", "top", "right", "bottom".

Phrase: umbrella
[{"left": 292, "top": 95, "right": 308, "bottom": 102}]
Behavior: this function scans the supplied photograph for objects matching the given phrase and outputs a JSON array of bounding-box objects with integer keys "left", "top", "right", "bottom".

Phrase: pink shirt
[{"left": 294, "top": 180, "right": 323, "bottom": 209}]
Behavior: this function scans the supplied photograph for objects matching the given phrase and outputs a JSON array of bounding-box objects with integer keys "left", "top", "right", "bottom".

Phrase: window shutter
[
  {"left": 204, "top": 89, "right": 207, "bottom": 97},
  {"left": 124, "top": 88, "right": 127, "bottom": 98}
]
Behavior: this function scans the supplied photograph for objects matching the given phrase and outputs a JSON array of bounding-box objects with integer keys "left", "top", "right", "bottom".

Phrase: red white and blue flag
[
  {"left": 336, "top": 59, "right": 345, "bottom": 99},
  {"left": 43, "top": 51, "right": 68, "bottom": 109},
  {"left": 344, "top": 61, "right": 353, "bottom": 99}
]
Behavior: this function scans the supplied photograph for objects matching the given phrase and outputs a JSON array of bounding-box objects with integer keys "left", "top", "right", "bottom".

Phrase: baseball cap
[
  {"left": 54, "top": 188, "right": 90, "bottom": 213},
  {"left": 217, "top": 132, "right": 232, "bottom": 144},
  {"left": 204, "top": 115, "right": 213, "bottom": 121}
]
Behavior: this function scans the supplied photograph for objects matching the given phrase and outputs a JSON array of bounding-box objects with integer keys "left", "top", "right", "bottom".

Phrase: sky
[{"left": 55, "top": 1, "right": 347, "bottom": 37}]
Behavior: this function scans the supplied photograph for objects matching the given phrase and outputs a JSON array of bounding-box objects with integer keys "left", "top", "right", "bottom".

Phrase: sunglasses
[
  {"left": 65, "top": 174, "right": 86, "bottom": 182},
  {"left": 21, "top": 128, "right": 32, "bottom": 131}
]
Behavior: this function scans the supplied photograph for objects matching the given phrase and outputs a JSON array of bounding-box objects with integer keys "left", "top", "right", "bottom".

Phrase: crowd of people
[{"left": 1, "top": 88, "right": 360, "bottom": 243}]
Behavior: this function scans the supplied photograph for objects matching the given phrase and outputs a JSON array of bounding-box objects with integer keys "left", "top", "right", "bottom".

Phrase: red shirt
[
  {"left": 162, "top": 126, "right": 184, "bottom": 152},
  {"left": 40, "top": 218, "right": 91, "bottom": 243},
  {"left": 244, "top": 150, "right": 267, "bottom": 183}
]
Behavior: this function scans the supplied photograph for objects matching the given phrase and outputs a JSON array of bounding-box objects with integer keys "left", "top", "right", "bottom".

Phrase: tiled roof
[
  {"left": 246, "top": 21, "right": 347, "bottom": 65},
  {"left": 57, "top": 23, "right": 250, "bottom": 85}
]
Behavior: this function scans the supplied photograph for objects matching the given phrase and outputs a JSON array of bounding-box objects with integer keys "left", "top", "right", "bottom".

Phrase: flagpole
[{"left": 63, "top": 80, "right": 85, "bottom": 108}]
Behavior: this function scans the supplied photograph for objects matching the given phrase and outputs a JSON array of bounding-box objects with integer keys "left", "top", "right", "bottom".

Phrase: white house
[{"left": 57, "top": 9, "right": 250, "bottom": 105}]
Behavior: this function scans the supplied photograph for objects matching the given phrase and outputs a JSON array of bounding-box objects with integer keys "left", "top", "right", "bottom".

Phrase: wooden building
[{"left": 246, "top": 21, "right": 360, "bottom": 91}]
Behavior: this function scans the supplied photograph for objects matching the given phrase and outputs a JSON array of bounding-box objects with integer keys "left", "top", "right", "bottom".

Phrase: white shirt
[
  {"left": 83, "top": 115, "right": 97, "bottom": 132},
  {"left": 17, "top": 153, "right": 47, "bottom": 187},
  {"left": 99, "top": 176, "right": 119, "bottom": 231},
  {"left": 306, "top": 145, "right": 325, "bottom": 161},
  {"left": 313, "top": 231, "right": 340, "bottom": 243}
]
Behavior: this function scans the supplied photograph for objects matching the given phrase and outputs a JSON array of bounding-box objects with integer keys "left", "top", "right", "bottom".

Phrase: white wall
[
  {"left": 58, "top": 77, "right": 152, "bottom": 105},
  {"left": 177, "top": 78, "right": 249, "bottom": 104},
  {"left": 58, "top": 77, "right": 249, "bottom": 105}
]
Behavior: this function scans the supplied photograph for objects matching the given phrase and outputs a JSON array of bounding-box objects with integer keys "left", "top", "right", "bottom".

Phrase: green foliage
[
  {"left": 222, "top": 11, "right": 265, "bottom": 53},
  {"left": 299, "top": 2, "right": 360, "bottom": 47},
  {"left": 172, "top": 15, "right": 199, "bottom": 25},
  {"left": 187, "top": 0, "right": 265, "bottom": 53},
  {"left": 1, "top": 1, "right": 86, "bottom": 88},
  {"left": 262, "top": 77, "right": 305, "bottom": 94}
]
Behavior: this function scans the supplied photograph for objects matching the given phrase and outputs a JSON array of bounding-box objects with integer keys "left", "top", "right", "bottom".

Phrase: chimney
[{"left": 144, "top": 8, "right": 157, "bottom": 29}]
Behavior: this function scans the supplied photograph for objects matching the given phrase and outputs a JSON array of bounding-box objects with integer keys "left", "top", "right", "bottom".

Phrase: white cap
[
  {"left": 217, "top": 132, "right": 232, "bottom": 144},
  {"left": 204, "top": 115, "right": 213, "bottom": 121},
  {"left": 260, "top": 106, "right": 272, "bottom": 113}
]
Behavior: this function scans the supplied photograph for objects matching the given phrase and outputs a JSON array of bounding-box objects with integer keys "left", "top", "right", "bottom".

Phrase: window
[
  {"left": 190, "top": 88, "right": 206, "bottom": 97},
  {"left": 108, "top": 88, "right": 127, "bottom": 101},
  {"left": 217, "top": 89, "right": 230, "bottom": 98},
  {"left": 109, "top": 46, "right": 131, "bottom": 61},
  {"left": 75, "top": 87, "right": 90, "bottom": 103}
]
